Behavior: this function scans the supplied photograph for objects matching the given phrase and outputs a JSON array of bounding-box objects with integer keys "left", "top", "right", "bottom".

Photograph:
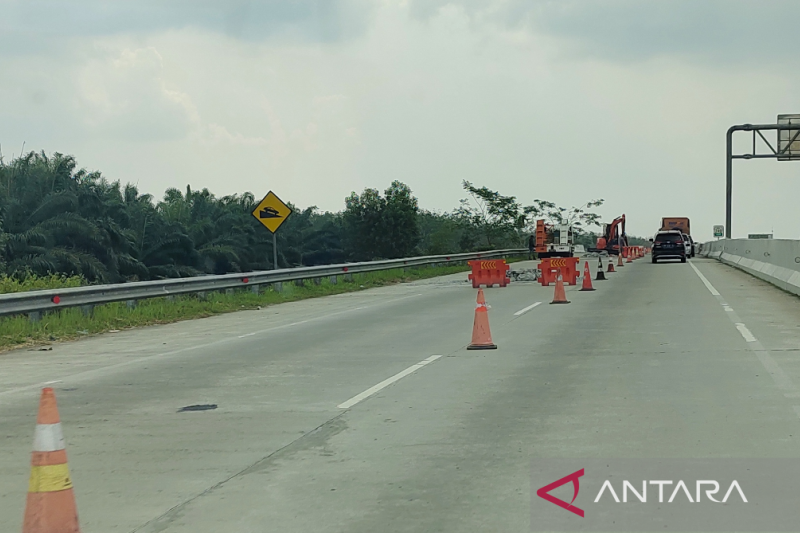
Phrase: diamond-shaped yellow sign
[{"left": 251, "top": 191, "right": 292, "bottom": 233}]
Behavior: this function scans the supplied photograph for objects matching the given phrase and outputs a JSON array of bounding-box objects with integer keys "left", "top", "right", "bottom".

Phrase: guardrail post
[
  {"left": 344, "top": 273, "right": 353, "bottom": 282},
  {"left": 29, "top": 311, "right": 41, "bottom": 323},
  {"left": 225, "top": 288, "right": 234, "bottom": 296},
  {"left": 329, "top": 275, "right": 338, "bottom": 285},
  {"left": 166, "top": 295, "right": 175, "bottom": 302},
  {"left": 294, "top": 279, "right": 304, "bottom": 287},
  {"left": 80, "top": 304, "right": 94, "bottom": 317},
  {"left": 313, "top": 277, "right": 322, "bottom": 286},
  {"left": 250, "top": 285, "right": 260, "bottom": 294},
  {"left": 273, "top": 282, "right": 283, "bottom": 293},
  {"left": 126, "top": 299, "right": 137, "bottom": 310},
  {"left": 196, "top": 291, "right": 206, "bottom": 300}
]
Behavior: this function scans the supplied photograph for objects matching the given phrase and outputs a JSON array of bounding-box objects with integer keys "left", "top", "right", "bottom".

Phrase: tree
[
  {"left": 343, "top": 181, "right": 419, "bottom": 260},
  {"left": 456, "top": 181, "right": 526, "bottom": 249},
  {"left": 0, "top": 149, "right": 609, "bottom": 285}
]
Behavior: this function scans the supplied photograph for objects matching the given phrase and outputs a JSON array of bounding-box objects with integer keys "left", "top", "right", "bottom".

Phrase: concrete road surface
[{"left": 3, "top": 257, "right": 800, "bottom": 532}]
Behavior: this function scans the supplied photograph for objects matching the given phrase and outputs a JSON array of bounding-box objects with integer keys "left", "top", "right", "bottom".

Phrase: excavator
[{"left": 591, "top": 214, "right": 628, "bottom": 255}]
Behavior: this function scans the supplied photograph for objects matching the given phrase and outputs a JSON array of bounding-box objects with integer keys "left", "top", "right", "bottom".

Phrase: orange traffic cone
[
  {"left": 580, "top": 262, "right": 596, "bottom": 291},
  {"left": 607, "top": 260, "right": 616, "bottom": 273},
  {"left": 626, "top": 252, "right": 633, "bottom": 263},
  {"left": 467, "top": 289, "right": 497, "bottom": 350},
  {"left": 23, "top": 388, "right": 80, "bottom": 533},
  {"left": 617, "top": 253, "right": 624, "bottom": 267},
  {"left": 550, "top": 274, "right": 570, "bottom": 304},
  {"left": 595, "top": 257, "right": 606, "bottom": 280}
]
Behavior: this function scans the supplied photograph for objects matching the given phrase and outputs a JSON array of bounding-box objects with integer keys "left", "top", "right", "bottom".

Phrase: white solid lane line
[
  {"left": 689, "top": 262, "right": 721, "bottom": 296},
  {"left": 514, "top": 302, "right": 542, "bottom": 316},
  {"left": 338, "top": 355, "right": 442, "bottom": 409}
]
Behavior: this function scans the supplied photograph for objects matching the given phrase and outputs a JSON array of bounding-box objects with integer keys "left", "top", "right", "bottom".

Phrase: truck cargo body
[{"left": 661, "top": 217, "right": 690, "bottom": 235}]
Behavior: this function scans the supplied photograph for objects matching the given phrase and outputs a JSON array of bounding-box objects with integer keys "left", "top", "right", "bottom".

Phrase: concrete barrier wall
[{"left": 700, "top": 239, "right": 800, "bottom": 296}]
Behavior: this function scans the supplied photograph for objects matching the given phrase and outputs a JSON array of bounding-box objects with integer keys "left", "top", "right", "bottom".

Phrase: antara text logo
[{"left": 537, "top": 468, "right": 747, "bottom": 518}]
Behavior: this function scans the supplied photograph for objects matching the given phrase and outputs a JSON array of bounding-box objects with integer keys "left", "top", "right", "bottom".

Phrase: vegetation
[{"left": 0, "top": 151, "right": 612, "bottom": 286}]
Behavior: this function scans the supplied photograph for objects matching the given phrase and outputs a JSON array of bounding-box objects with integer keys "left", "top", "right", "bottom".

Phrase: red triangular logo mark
[{"left": 536, "top": 468, "right": 585, "bottom": 517}]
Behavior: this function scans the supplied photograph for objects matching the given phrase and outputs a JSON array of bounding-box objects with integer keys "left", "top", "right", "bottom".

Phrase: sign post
[
  {"left": 713, "top": 225, "right": 724, "bottom": 240},
  {"left": 251, "top": 191, "right": 292, "bottom": 269},
  {"left": 725, "top": 115, "right": 800, "bottom": 238}
]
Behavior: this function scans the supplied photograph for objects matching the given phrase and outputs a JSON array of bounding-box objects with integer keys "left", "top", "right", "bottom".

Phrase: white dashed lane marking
[{"left": 690, "top": 262, "right": 800, "bottom": 415}]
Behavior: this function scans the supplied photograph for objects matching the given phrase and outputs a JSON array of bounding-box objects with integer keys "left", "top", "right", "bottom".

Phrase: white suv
[{"left": 682, "top": 234, "right": 694, "bottom": 258}]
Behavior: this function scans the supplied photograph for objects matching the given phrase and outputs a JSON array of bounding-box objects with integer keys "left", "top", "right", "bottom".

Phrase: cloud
[
  {"left": 1, "top": 1, "right": 798, "bottom": 240},
  {"left": 408, "top": 0, "right": 798, "bottom": 65},
  {"left": 0, "top": 0, "right": 376, "bottom": 53},
  {"left": 75, "top": 47, "right": 198, "bottom": 141}
]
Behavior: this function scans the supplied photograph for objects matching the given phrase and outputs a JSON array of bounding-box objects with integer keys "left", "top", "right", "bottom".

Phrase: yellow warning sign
[{"left": 251, "top": 191, "right": 292, "bottom": 233}]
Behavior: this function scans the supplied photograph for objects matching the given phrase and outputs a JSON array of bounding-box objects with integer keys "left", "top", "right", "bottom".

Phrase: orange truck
[{"left": 661, "top": 217, "right": 690, "bottom": 235}]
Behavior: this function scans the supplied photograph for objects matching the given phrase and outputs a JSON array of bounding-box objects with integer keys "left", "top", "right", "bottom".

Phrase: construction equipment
[
  {"left": 534, "top": 220, "right": 575, "bottom": 258},
  {"left": 591, "top": 214, "right": 628, "bottom": 255}
]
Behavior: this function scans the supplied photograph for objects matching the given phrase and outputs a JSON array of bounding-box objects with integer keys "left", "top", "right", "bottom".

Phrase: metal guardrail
[{"left": 0, "top": 249, "right": 527, "bottom": 318}]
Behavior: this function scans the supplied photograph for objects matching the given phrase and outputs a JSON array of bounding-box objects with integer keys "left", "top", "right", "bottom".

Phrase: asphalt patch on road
[{"left": 178, "top": 404, "right": 218, "bottom": 413}]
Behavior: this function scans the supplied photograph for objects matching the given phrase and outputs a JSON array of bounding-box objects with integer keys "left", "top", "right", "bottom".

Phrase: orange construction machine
[
  {"left": 591, "top": 214, "right": 628, "bottom": 255},
  {"left": 534, "top": 219, "right": 575, "bottom": 258}
]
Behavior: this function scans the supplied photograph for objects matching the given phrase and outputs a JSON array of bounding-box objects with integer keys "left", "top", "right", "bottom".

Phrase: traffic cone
[
  {"left": 467, "top": 289, "right": 497, "bottom": 350},
  {"left": 550, "top": 274, "right": 570, "bottom": 304},
  {"left": 626, "top": 252, "right": 633, "bottom": 263},
  {"left": 23, "top": 388, "right": 80, "bottom": 533},
  {"left": 617, "top": 253, "right": 624, "bottom": 267},
  {"left": 595, "top": 257, "right": 607, "bottom": 280},
  {"left": 607, "top": 260, "right": 616, "bottom": 273},
  {"left": 580, "top": 262, "right": 596, "bottom": 291}
]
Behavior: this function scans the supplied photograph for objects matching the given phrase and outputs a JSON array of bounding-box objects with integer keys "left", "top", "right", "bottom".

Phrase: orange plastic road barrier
[
  {"left": 467, "top": 288, "right": 497, "bottom": 350},
  {"left": 467, "top": 259, "right": 510, "bottom": 289},
  {"left": 23, "top": 388, "right": 80, "bottom": 533},
  {"left": 595, "top": 257, "right": 606, "bottom": 281},
  {"left": 580, "top": 262, "right": 596, "bottom": 291},
  {"left": 538, "top": 257, "right": 580, "bottom": 286},
  {"left": 550, "top": 274, "right": 570, "bottom": 304}
]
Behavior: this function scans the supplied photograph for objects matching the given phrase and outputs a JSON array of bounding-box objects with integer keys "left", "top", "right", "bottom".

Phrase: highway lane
[{"left": 3, "top": 256, "right": 800, "bottom": 531}]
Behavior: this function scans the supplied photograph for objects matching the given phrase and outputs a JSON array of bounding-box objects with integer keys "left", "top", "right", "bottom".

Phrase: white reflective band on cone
[{"left": 33, "top": 423, "right": 66, "bottom": 452}]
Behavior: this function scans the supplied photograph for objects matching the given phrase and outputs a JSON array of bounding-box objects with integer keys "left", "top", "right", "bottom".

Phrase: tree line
[{"left": 0, "top": 151, "right": 611, "bottom": 283}]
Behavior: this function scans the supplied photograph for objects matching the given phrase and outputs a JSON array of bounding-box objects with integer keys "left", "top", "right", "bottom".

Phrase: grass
[
  {"left": 0, "top": 273, "right": 85, "bottom": 293},
  {"left": 0, "top": 263, "right": 479, "bottom": 352}
]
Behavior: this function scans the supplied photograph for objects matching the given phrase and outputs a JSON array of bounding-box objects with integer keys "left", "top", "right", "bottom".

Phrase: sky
[{"left": 1, "top": 0, "right": 798, "bottom": 241}]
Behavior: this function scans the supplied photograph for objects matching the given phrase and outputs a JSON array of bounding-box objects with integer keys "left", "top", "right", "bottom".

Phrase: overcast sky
[{"left": 1, "top": 0, "right": 798, "bottom": 240}]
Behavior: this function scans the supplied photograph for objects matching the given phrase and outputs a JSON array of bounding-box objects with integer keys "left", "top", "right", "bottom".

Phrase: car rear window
[{"left": 655, "top": 233, "right": 682, "bottom": 243}]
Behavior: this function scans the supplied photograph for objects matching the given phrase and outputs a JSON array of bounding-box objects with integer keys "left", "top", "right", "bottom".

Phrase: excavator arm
[{"left": 592, "top": 214, "right": 626, "bottom": 255}]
